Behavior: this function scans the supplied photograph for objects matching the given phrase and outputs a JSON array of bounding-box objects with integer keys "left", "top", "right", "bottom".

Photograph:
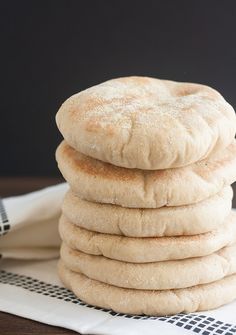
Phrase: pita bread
[
  {"left": 58, "top": 261, "right": 236, "bottom": 316},
  {"left": 56, "top": 76, "right": 236, "bottom": 170},
  {"left": 62, "top": 186, "right": 233, "bottom": 237},
  {"left": 60, "top": 242, "right": 236, "bottom": 290},
  {"left": 59, "top": 212, "right": 236, "bottom": 263},
  {"left": 56, "top": 140, "right": 236, "bottom": 208}
]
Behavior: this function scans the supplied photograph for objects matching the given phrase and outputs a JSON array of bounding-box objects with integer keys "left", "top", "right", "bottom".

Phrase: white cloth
[
  {"left": 0, "top": 184, "right": 236, "bottom": 335},
  {"left": 0, "top": 183, "right": 68, "bottom": 259}
]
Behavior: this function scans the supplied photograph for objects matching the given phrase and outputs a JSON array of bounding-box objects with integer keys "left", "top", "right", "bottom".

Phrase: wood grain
[
  {"left": 0, "top": 176, "right": 64, "bottom": 197},
  {"left": 0, "top": 312, "right": 77, "bottom": 335}
]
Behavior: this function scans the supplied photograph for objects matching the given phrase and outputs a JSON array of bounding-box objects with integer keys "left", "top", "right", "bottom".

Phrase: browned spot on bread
[
  {"left": 175, "top": 85, "right": 200, "bottom": 97},
  {"left": 85, "top": 119, "right": 115, "bottom": 136},
  {"left": 69, "top": 97, "right": 107, "bottom": 119},
  {"left": 60, "top": 142, "right": 138, "bottom": 181},
  {"left": 85, "top": 119, "right": 103, "bottom": 133},
  {"left": 71, "top": 95, "right": 137, "bottom": 118}
]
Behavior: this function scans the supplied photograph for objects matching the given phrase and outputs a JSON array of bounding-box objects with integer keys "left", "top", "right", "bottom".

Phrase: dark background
[{"left": 1, "top": 0, "right": 236, "bottom": 176}]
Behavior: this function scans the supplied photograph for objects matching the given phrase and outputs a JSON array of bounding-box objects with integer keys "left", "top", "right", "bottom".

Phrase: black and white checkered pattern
[
  {"left": 0, "top": 198, "right": 10, "bottom": 236},
  {"left": 0, "top": 269, "right": 235, "bottom": 335}
]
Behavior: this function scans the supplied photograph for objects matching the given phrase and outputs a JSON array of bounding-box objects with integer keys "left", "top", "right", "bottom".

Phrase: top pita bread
[
  {"left": 56, "top": 140, "right": 236, "bottom": 208},
  {"left": 56, "top": 77, "right": 236, "bottom": 170}
]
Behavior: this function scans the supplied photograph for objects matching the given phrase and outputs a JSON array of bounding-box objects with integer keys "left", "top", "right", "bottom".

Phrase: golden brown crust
[
  {"left": 56, "top": 140, "right": 236, "bottom": 208},
  {"left": 60, "top": 142, "right": 137, "bottom": 181}
]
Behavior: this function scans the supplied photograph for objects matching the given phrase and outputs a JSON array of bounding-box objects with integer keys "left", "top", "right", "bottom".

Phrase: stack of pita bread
[{"left": 55, "top": 76, "right": 236, "bottom": 316}]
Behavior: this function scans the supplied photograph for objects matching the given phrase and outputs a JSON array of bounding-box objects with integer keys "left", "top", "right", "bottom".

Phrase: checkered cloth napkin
[{"left": 0, "top": 184, "right": 236, "bottom": 335}]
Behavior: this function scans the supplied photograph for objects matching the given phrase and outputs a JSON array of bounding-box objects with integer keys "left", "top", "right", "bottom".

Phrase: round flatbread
[
  {"left": 56, "top": 140, "right": 236, "bottom": 208},
  {"left": 56, "top": 76, "right": 236, "bottom": 170},
  {"left": 60, "top": 242, "right": 236, "bottom": 290},
  {"left": 58, "top": 261, "right": 236, "bottom": 316},
  {"left": 62, "top": 187, "right": 233, "bottom": 237},
  {"left": 59, "top": 212, "right": 236, "bottom": 263}
]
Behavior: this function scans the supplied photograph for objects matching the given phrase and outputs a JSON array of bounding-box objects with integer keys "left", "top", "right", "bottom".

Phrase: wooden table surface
[{"left": 1, "top": 177, "right": 236, "bottom": 334}]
